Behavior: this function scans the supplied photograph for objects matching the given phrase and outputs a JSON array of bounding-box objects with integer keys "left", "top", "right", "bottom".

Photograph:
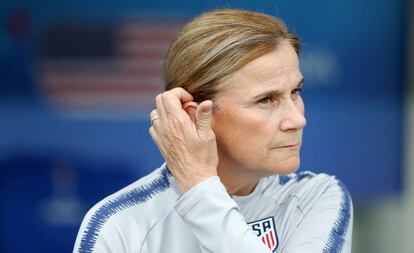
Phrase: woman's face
[{"left": 211, "top": 42, "right": 306, "bottom": 177}]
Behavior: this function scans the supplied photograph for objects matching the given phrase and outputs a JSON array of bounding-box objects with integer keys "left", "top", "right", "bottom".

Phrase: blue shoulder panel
[
  {"left": 322, "top": 180, "right": 352, "bottom": 253},
  {"left": 77, "top": 167, "right": 171, "bottom": 253},
  {"left": 278, "top": 171, "right": 315, "bottom": 185}
]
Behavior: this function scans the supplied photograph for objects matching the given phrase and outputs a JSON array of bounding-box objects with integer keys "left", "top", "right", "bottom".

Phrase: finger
[
  {"left": 150, "top": 109, "right": 158, "bottom": 121},
  {"left": 155, "top": 94, "right": 167, "bottom": 123},
  {"left": 196, "top": 100, "right": 214, "bottom": 138},
  {"left": 159, "top": 96, "right": 191, "bottom": 127},
  {"left": 161, "top": 94, "right": 189, "bottom": 119},
  {"left": 149, "top": 126, "right": 165, "bottom": 154},
  {"left": 150, "top": 109, "right": 161, "bottom": 130},
  {"left": 157, "top": 88, "right": 192, "bottom": 123},
  {"left": 183, "top": 101, "right": 198, "bottom": 123},
  {"left": 161, "top": 88, "right": 194, "bottom": 116},
  {"left": 169, "top": 87, "right": 194, "bottom": 104}
]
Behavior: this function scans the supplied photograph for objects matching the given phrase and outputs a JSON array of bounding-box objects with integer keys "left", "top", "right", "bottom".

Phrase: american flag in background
[{"left": 38, "top": 20, "right": 182, "bottom": 117}]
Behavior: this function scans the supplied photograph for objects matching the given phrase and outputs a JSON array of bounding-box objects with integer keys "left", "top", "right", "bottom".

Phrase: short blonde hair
[{"left": 164, "top": 8, "right": 300, "bottom": 102}]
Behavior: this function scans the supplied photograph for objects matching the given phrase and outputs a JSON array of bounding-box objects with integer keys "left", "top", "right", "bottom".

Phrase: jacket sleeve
[
  {"left": 281, "top": 177, "right": 353, "bottom": 253},
  {"left": 175, "top": 176, "right": 272, "bottom": 253},
  {"left": 175, "top": 176, "right": 353, "bottom": 253},
  {"left": 73, "top": 205, "right": 128, "bottom": 253}
]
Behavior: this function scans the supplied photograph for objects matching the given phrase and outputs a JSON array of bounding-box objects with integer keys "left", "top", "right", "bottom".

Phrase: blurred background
[{"left": 0, "top": 0, "right": 412, "bottom": 252}]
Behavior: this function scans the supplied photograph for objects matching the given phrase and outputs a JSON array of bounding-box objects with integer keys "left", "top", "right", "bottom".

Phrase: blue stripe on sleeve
[
  {"left": 77, "top": 167, "right": 171, "bottom": 253},
  {"left": 278, "top": 175, "right": 292, "bottom": 185},
  {"left": 278, "top": 171, "right": 315, "bottom": 185},
  {"left": 295, "top": 171, "right": 315, "bottom": 182},
  {"left": 322, "top": 180, "right": 352, "bottom": 253}
]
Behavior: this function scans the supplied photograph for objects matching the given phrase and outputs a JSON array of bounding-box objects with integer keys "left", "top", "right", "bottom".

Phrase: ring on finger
[{"left": 151, "top": 115, "right": 159, "bottom": 125}]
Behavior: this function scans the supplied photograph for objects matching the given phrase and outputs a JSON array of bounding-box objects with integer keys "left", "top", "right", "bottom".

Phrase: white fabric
[{"left": 73, "top": 163, "right": 353, "bottom": 253}]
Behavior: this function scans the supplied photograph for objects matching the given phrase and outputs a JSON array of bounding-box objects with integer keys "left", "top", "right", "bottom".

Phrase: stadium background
[{"left": 0, "top": 0, "right": 412, "bottom": 252}]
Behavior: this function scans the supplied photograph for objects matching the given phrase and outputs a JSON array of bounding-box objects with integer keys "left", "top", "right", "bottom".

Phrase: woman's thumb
[{"left": 196, "top": 100, "right": 213, "bottom": 134}]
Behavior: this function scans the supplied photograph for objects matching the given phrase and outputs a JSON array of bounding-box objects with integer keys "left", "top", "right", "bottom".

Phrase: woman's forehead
[{"left": 216, "top": 44, "right": 301, "bottom": 94}]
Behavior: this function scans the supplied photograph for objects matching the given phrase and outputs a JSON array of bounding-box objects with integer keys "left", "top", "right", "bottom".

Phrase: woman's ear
[{"left": 183, "top": 101, "right": 198, "bottom": 123}]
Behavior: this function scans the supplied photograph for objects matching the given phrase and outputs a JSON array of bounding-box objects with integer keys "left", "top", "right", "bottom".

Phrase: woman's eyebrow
[
  {"left": 297, "top": 78, "right": 305, "bottom": 88},
  {"left": 252, "top": 78, "right": 304, "bottom": 99},
  {"left": 252, "top": 89, "right": 283, "bottom": 99}
]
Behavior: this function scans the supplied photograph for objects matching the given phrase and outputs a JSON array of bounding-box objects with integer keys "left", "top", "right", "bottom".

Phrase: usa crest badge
[{"left": 248, "top": 217, "right": 279, "bottom": 252}]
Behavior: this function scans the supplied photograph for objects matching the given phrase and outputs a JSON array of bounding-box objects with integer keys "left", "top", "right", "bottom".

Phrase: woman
[{"left": 74, "top": 8, "right": 353, "bottom": 253}]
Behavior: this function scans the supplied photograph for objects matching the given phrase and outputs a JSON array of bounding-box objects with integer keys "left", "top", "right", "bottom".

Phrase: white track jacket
[{"left": 74, "top": 163, "right": 353, "bottom": 253}]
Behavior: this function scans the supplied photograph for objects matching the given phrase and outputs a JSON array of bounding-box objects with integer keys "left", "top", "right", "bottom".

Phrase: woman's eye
[
  {"left": 258, "top": 97, "right": 271, "bottom": 104},
  {"left": 292, "top": 88, "right": 302, "bottom": 99}
]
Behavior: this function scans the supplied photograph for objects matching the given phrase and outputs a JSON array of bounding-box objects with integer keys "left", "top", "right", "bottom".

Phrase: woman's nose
[{"left": 279, "top": 101, "right": 307, "bottom": 131}]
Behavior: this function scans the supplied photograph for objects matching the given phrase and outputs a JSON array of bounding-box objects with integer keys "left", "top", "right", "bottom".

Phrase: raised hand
[{"left": 149, "top": 88, "right": 219, "bottom": 194}]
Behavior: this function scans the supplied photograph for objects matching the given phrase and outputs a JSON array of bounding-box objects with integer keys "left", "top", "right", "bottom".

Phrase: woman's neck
[{"left": 217, "top": 163, "right": 262, "bottom": 196}]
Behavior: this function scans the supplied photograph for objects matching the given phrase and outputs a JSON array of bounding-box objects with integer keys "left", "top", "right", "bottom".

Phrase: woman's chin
[{"left": 269, "top": 157, "right": 300, "bottom": 175}]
